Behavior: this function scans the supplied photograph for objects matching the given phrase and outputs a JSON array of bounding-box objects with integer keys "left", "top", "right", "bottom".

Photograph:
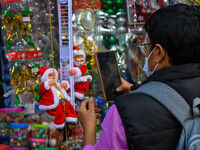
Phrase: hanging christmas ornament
[
  {"left": 117, "top": 8, "right": 125, "bottom": 13},
  {"left": 107, "top": 9, "right": 115, "bottom": 15},
  {"left": 140, "top": 8, "right": 147, "bottom": 16},
  {"left": 116, "top": 16, "right": 127, "bottom": 25},
  {"left": 106, "top": 0, "right": 114, "bottom": 7},
  {"left": 116, "top": 26, "right": 127, "bottom": 34},
  {"left": 115, "top": 0, "right": 123, "bottom": 7},
  {"left": 108, "top": 36, "right": 117, "bottom": 45}
]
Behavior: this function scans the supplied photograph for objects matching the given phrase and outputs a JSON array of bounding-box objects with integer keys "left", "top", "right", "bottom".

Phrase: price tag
[
  {"left": 31, "top": 67, "right": 39, "bottom": 73},
  {"left": 23, "top": 17, "right": 30, "bottom": 22}
]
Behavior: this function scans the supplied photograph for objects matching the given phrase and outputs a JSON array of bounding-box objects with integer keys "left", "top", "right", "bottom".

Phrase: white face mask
[{"left": 143, "top": 47, "right": 161, "bottom": 77}]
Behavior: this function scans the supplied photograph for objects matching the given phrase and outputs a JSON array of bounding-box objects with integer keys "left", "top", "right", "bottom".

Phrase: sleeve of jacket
[{"left": 83, "top": 104, "right": 128, "bottom": 150}]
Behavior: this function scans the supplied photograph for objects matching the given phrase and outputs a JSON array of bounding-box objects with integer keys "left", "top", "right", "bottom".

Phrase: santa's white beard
[
  {"left": 74, "top": 60, "right": 85, "bottom": 66},
  {"left": 46, "top": 77, "right": 58, "bottom": 82}
]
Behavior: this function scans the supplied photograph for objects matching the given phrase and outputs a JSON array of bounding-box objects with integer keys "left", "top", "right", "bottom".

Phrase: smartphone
[{"left": 95, "top": 50, "right": 123, "bottom": 103}]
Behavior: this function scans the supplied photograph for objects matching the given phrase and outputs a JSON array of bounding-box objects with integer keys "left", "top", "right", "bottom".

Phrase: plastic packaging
[
  {"left": 0, "top": 108, "right": 23, "bottom": 123},
  {"left": 30, "top": 138, "right": 47, "bottom": 150},
  {"left": 10, "top": 123, "right": 28, "bottom": 148},
  {"left": 32, "top": 124, "right": 48, "bottom": 139},
  {"left": 0, "top": 108, "right": 23, "bottom": 143}
]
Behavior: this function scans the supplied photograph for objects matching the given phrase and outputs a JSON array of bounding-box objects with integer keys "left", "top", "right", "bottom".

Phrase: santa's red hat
[
  {"left": 40, "top": 67, "right": 58, "bottom": 82},
  {"left": 73, "top": 46, "right": 86, "bottom": 58}
]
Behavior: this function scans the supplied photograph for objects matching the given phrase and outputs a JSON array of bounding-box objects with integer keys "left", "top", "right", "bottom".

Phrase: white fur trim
[
  {"left": 74, "top": 67, "right": 82, "bottom": 78},
  {"left": 53, "top": 122, "right": 65, "bottom": 129},
  {"left": 61, "top": 80, "right": 70, "bottom": 90},
  {"left": 74, "top": 75, "right": 92, "bottom": 83},
  {"left": 41, "top": 68, "right": 58, "bottom": 82},
  {"left": 85, "top": 75, "right": 92, "bottom": 82},
  {"left": 39, "top": 85, "right": 59, "bottom": 110},
  {"left": 74, "top": 76, "right": 87, "bottom": 82},
  {"left": 44, "top": 81, "right": 51, "bottom": 90},
  {"left": 73, "top": 50, "right": 86, "bottom": 58},
  {"left": 66, "top": 117, "right": 77, "bottom": 123},
  {"left": 74, "top": 92, "right": 84, "bottom": 99}
]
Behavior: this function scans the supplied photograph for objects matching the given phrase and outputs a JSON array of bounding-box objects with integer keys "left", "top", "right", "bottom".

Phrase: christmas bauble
[
  {"left": 140, "top": 8, "right": 147, "bottom": 16},
  {"left": 116, "top": 26, "right": 127, "bottom": 34},
  {"left": 99, "top": 18, "right": 105, "bottom": 26},
  {"left": 116, "top": 16, "right": 126, "bottom": 25},
  {"left": 107, "top": 9, "right": 115, "bottom": 15},
  {"left": 107, "top": 17, "right": 116, "bottom": 25},
  {"left": 117, "top": 8, "right": 125, "bottom": 13},
  {"left": 108, "top": 36, "right": 117, "bottom": 44},
  {"left": 115, "top": 0, "right": 123, "bottom": 7},
  {"left": 106, "top": 0, "right": 114, "bottom": 7}
]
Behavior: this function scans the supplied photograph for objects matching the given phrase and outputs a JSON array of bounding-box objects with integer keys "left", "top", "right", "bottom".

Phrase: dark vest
[
  {"left": 115, "top": 92, "right": 182, "bottom": 150},
  {"left": 116, "top": 64, "right": 200, "bottom": 149}
]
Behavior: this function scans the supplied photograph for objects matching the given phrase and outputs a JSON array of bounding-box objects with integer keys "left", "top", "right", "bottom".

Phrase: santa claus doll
[
  {"left": 66, "top": 46, "right": 92, "bottom": 100},
  {"left": 38, "top": 67, "right": 77, "bottom": 129}
]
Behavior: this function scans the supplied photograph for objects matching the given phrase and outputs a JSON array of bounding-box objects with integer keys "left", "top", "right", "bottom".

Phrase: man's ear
[{"left": 154, "top": 44, "right": 165, "bottom": 63}]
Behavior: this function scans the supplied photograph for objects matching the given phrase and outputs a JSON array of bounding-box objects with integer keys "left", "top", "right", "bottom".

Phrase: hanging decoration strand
[{"left": 48, "top": 0, "right": 55, "bottom": 73}]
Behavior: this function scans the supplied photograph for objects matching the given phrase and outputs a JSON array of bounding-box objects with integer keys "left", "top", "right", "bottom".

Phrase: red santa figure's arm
[
  {"left": 79, "top": 64, "right": 87, "bottom": 75},
  {"left": 38, "top": 81, "right": 51, "bottom": 96},
  {"left": 61, "top": 80, "right": 70, "bottom": 90},
  {"left": 78, "top": 64, "right": 92, "bottom": 82}
]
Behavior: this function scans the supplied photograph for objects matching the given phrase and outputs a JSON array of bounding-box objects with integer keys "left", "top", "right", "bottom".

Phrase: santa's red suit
[
  {"left": 38, "top": 68, "right": 77, "bottom": 129},
  {"left": 73, "top": 64, "right": 92, "bottom": 99},
  {"left": 65, "top": 46, "right": 92, "bottom": 99}
]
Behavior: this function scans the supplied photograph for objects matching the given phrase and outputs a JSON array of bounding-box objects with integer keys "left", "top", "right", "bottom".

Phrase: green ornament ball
[
  {"left": 108, "top": 36, "right": 117, "bottom": 45},
  {"left": 115, "top": 0, "right": 123, "bottom": 6},
  {"left": 102, "top": 37, "right": 107, "bottom": 45},
  {"left": 106, "top": 0, "right": 113, "bottom": 7},
  {"left": 107, "top": 9, "right": 114, "bottom": 15},
  {"left": 17, "top": 136, "right": 22, "bottom": 141},
  {"left": 117, "top": 8, "right": 125, "bottom": 13}
]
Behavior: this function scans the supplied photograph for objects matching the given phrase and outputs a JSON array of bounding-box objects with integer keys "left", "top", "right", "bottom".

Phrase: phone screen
[{"left": 95, "top": 51, "right": 122, "bottom": 102}]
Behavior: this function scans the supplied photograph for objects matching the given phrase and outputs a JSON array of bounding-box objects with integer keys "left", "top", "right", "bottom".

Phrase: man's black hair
[{"left": 144, "top": 4, "right": 200, "bottom": 65}]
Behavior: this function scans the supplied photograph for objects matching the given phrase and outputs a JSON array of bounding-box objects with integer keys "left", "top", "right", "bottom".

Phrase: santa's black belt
[{"left": 59, "top": 98, "right": 67, "bottom": 102}]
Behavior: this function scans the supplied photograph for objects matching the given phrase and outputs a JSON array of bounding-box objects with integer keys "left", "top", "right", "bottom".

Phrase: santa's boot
[{"left": 65, "top": 101, "right": 77, "bottom": 124}]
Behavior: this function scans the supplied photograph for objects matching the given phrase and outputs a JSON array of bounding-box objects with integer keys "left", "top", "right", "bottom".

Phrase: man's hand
[
  {"left": 48, "top": 80, "right": 56, "bottom": 86},
  {"left": 61, "top": 82, "right": 67, "bottom": 88},
  {"left": 78, "top": 97, "right": 97, "bottom": 146},
  {"left": 116, "top": 78, "right": 133, "bottom": 93},
  {"left": 78, "top": 97, "right": 96, "bottom": 131}
]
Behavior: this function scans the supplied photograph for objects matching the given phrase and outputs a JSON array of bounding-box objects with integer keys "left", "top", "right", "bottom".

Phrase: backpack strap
[
  {"left": 132, "top": 81, "right": 192, "bottom": 126},
  {"left": 192, "top": 97, "right": 200, "bottom": 118}
]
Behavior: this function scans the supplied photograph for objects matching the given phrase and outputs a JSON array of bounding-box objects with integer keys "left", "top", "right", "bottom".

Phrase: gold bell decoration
[{"left": 81, "top": 32, "right": 98, "bottom": 68}]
